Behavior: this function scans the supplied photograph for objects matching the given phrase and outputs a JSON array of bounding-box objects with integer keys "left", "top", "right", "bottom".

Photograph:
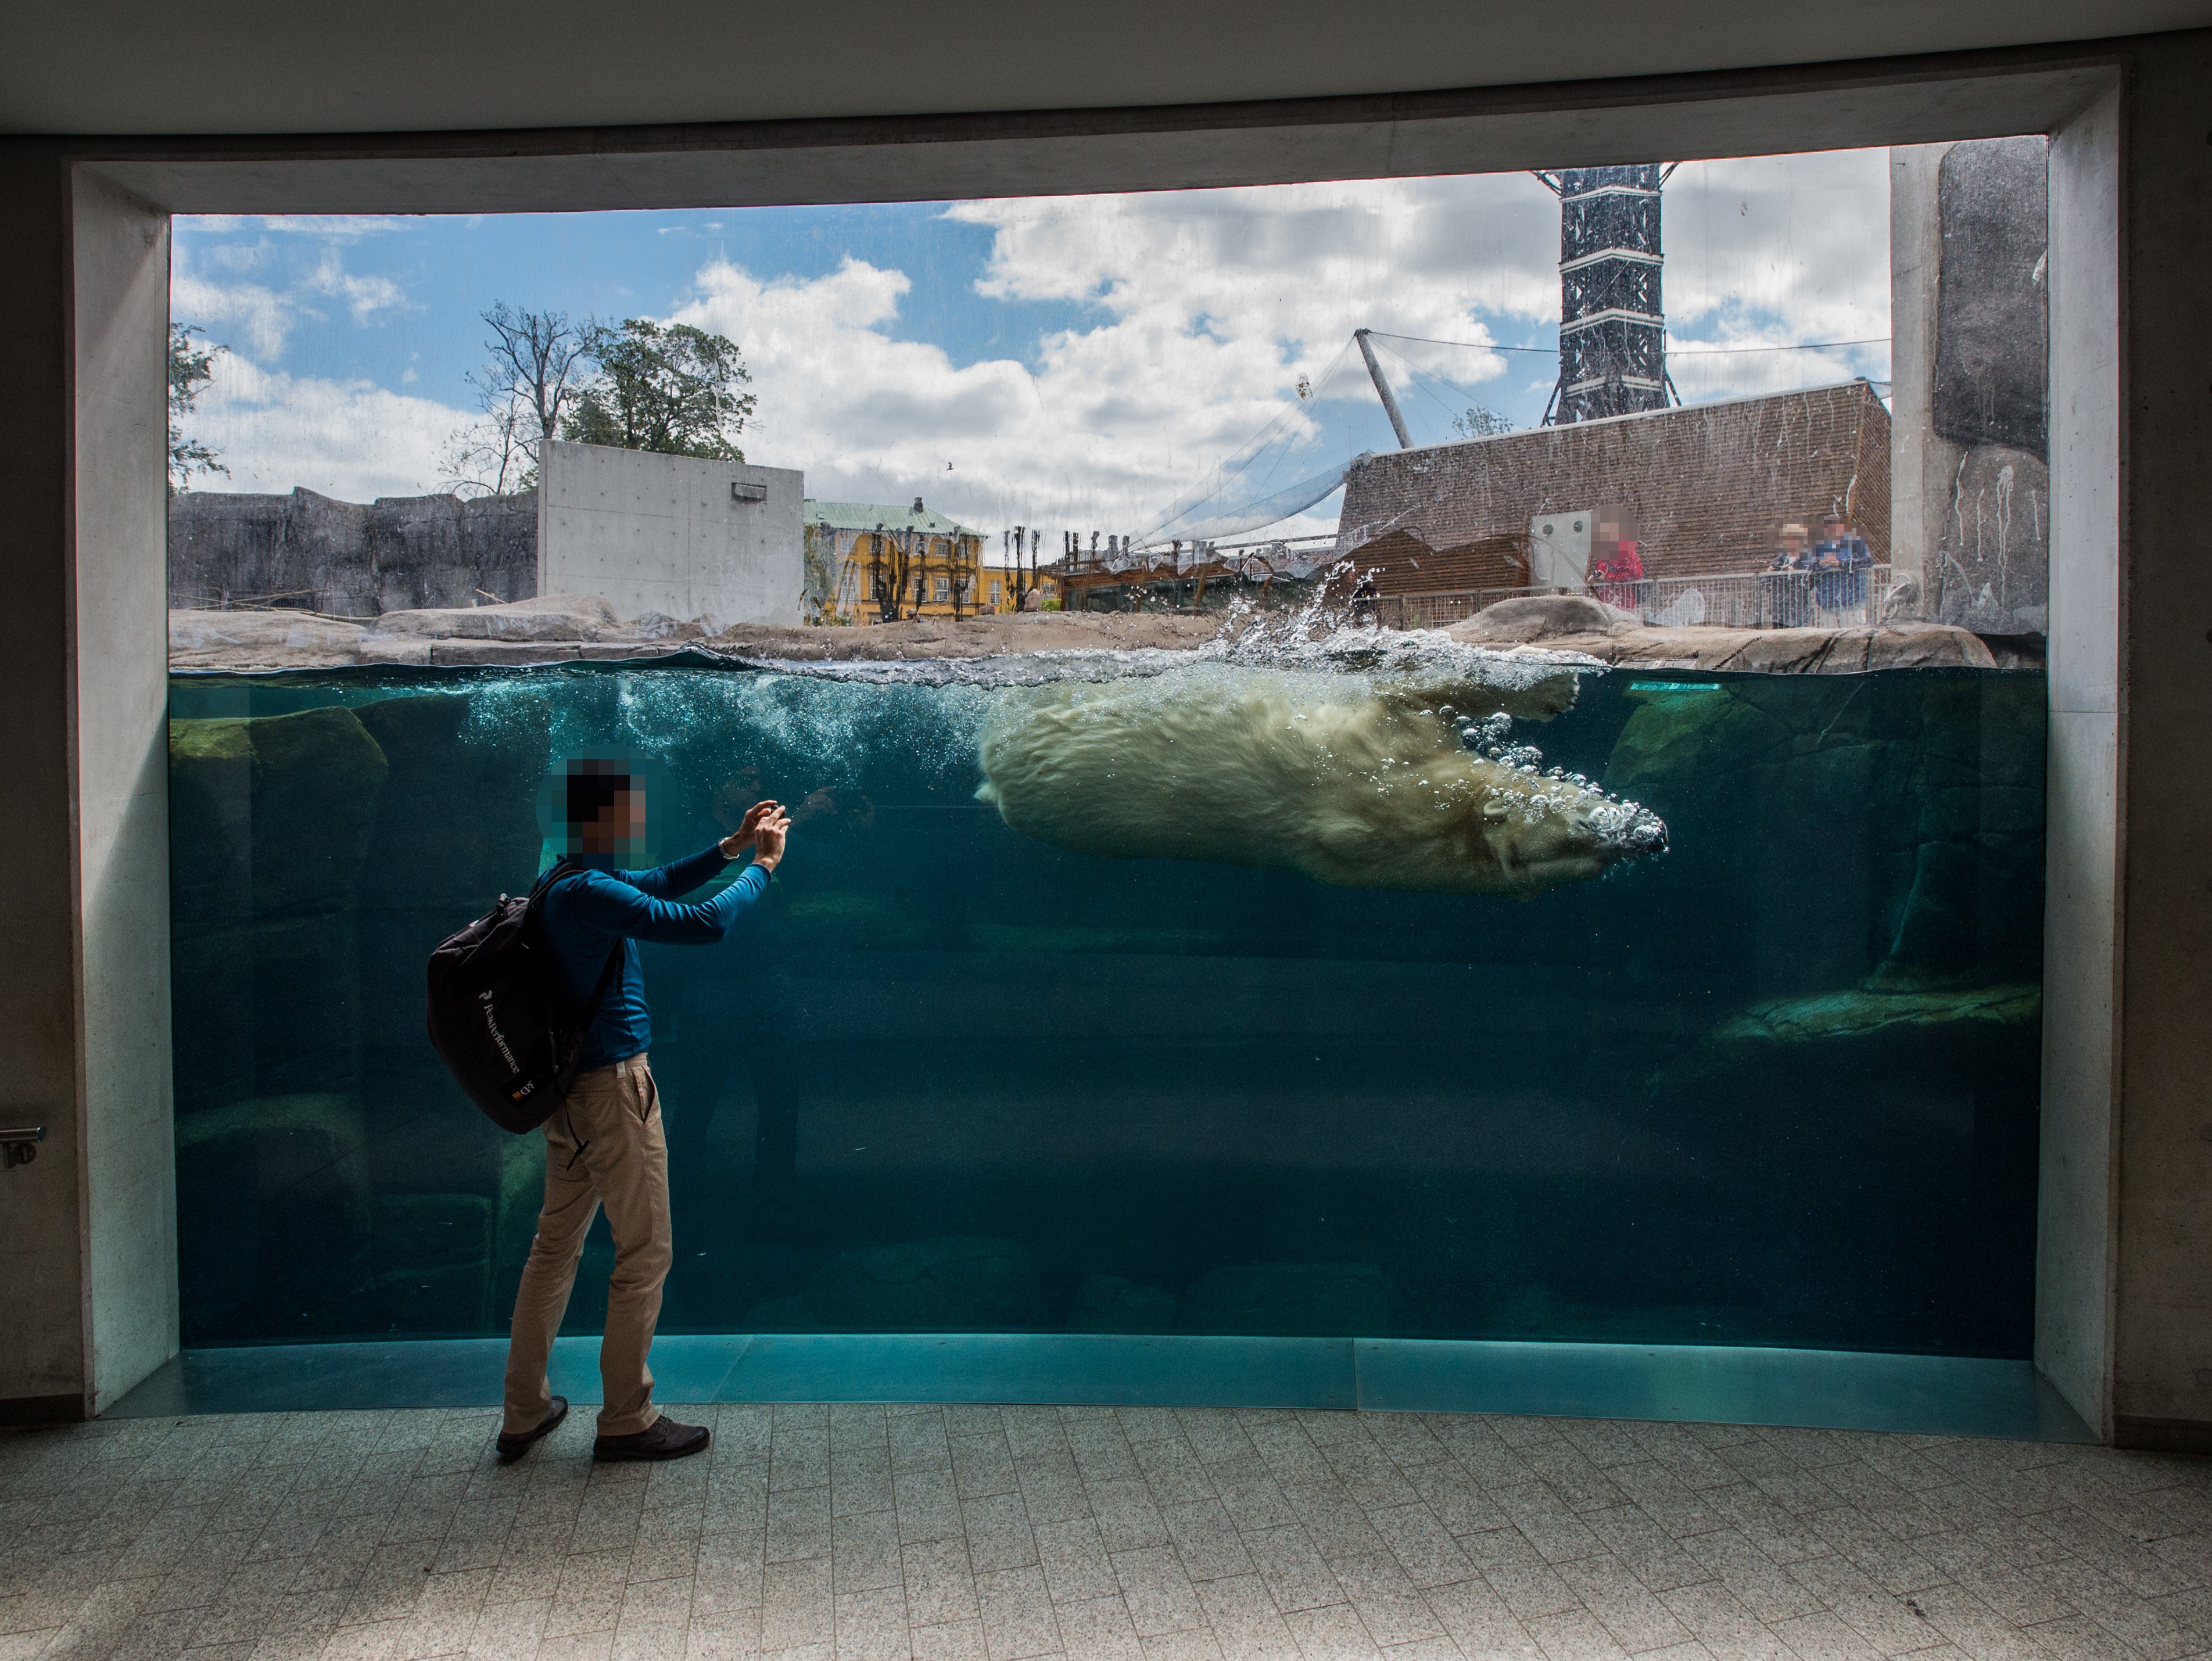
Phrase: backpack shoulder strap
[
  {"left": 529, "top": 855, "right": 582, "bottom": 905},
  {"left": 533, "top": 856, "right": 625, "bottom": 1027}
]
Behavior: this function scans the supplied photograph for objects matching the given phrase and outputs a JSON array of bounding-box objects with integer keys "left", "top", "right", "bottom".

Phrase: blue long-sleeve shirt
[{"left": 542, "top": 842, "right": 773, "bottom": 1068}]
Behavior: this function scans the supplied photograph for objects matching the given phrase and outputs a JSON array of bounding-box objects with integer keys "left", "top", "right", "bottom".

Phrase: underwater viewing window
[
  {"left": 160, "top": 135, "right": 2060, "bottom": 1386},
  {"left": 167, "top": 648, "right": 2046, "bottom": 1357}
]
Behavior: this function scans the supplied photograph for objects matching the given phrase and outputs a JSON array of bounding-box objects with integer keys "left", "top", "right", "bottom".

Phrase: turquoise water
[{"left": 166, "top": 645, "right": 2045, "bottom": 1358}]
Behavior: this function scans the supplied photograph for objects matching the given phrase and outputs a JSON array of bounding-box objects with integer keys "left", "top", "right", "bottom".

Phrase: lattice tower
[{"left": 1537, "top": 164, "right": 1673, "bottom": 424}]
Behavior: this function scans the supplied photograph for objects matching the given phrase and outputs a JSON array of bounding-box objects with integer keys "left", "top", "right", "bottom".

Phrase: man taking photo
[{"left": 496, "top": 760, "right": 790, "bottom": 1464}]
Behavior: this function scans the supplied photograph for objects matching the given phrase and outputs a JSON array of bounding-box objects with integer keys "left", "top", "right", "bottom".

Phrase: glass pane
[{"left": 166, "top": 143, "right": 2049, "bottom": 1358}]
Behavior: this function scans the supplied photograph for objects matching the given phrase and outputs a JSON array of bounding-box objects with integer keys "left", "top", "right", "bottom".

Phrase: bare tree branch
[{"left": 467, "top": 302, "right": 594, "bottom": 486}]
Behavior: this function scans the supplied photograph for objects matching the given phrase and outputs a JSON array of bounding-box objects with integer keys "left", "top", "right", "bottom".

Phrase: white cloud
[
  {"left": 1660, "top": 148, "right": 1892, "bottom": 380},
  {"left": 170, "top": 152, "right": 1892, "bottom": 532},
  {"left": 306, "top": 252, "right": 410, "bottom": 322},
  {"left": 172, "top": 234, "right": 417, "bottom": 367},
  {"left": 666, "top": 160, "right": 1886, "bottom": 537},
  {"left": 185, "top": 353, "right": 465, "bottom": 501},
  {"left": 666, "top": 175, "right": 1568, "bottom": 534},
  {"left": 171, "top": 272, "right": 298, "bottom": 360}
]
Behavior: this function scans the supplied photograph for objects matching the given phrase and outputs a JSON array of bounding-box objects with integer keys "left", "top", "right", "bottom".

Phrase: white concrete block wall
[{"left": 537, "top": 440, "right": 803, "bottom": 626}]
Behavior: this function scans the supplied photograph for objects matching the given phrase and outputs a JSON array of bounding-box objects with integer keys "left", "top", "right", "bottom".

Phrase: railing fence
[{"left": 1371, "top": 566, "right": 1895, "bottom": 632}]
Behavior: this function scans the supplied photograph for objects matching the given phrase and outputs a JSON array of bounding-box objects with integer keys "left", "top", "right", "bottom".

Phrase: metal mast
[
  {"left": 1535, "top": 165, "right": 1675, "bottom": 424},
  {"left": 1354, "top": 329, "right": 1414, "bottom": 450}
]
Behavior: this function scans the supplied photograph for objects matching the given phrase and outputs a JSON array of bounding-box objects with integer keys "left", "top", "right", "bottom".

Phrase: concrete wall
[
  {"left": 0, "top": 156, "right": 177, "bottom": 1421},
  {"left": 73, "top": 170, "right": 180, "bottom": 1415},
  {"left": 1889, "top": 142, "right": 1947, "bottom": 598},
  {"left": 2039, "top": 84, "right": 2124, "bottom": 1442},
  {"left": 0, "top": 141, "right": 87, "bottom": 1423},
  {"left": 537, "top": 441, "right": 802, "bottom": 625},
  {"left": 2110, "top": 40, "right": 2212, "bottom": 1454},
  {"left": 168, "top": 486, "right": 537, "bottom": 616}
]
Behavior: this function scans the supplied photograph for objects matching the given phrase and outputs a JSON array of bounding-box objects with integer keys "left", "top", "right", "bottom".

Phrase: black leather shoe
[
  {"left": 495, "top": 1396, "right": 568, "bottom": 1463},
  {"left": 593, "top": 1414, "right": 711, "bottom": 1462}
]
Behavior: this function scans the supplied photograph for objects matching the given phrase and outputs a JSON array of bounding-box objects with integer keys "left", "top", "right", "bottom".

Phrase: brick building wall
[{"left": 1335, "top": 380, "right": 1891, "bottom": 587}]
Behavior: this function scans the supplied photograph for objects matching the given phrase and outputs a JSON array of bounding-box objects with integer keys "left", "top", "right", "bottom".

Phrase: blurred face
[
  {"left": 578, "top": 782, "right": 644, "bottom": 852},
  {"left": 595, "top": 787, "right": 644, "bottom": 843}
]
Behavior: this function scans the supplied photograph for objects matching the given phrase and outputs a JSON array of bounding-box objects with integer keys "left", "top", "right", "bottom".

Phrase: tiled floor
[{"left": 2, "top": 1404, "right": 2206, "bottom": 1661}]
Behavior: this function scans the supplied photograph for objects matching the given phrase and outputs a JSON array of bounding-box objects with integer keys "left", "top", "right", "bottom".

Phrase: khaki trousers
[{"left": 502, "top": 1054, "right": 671, "bottom": 1437}]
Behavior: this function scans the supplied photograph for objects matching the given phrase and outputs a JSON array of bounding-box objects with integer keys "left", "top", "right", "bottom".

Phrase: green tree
[
  {"left": 169, "top": 322, "right": 229, "bottom": 493},
  {"left": 1451, "top": 404, "right": 1515, "bottom": 440},
  {"left": 562, "top": 319, "right": 754, "bottom": 460}
]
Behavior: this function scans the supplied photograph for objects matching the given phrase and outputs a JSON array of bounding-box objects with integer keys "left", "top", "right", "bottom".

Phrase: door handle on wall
[{"left": 0, "top": 1127, "right": 44, "bottom": 1168}]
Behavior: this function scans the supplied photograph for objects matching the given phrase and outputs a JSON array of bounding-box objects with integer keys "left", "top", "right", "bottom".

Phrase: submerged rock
[
  {"left": 1604, "top": 674, "right": 2044, "bottom": 987},
  {"left": 169, "top": 706, "right": 390, "bottom": 923},
  {"left": 1070, "top": 1274, "right": 1179, "bottom": 1333},
  {"left": 175, "top": 1093, "right": 371, "bottom": 1337},
  {"left": 169, "top": 708, "right": 389, "bottom": 1110},
  {"left": 1654, "top": 984, "right": 2041, "bottom": 1099},
  {"left": 804, "top": 1236, "right": 1041, "bottom": 1329},
  {"left": 1177, "top": 1262, "right": 1390, "bottom": 1336}
]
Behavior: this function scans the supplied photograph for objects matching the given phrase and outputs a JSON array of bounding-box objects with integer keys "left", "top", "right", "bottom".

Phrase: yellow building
[
  {"left": 977, "top": 558, "right": 1062, "bottom": 614},
  {"left": 802, "top": 498, "right": 985, "bottom": 623}
]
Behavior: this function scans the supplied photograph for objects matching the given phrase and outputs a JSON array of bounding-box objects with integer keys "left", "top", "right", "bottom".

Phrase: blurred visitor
[
  {"left": 1589, "top": 505, "right": 1645, "bottom": 611},
  {"left": 1766, "top": 522, "right": 1812, "bottom": 625},
  {"left": 1813, "top": 512, "right": 1874, "bottom": 611},
  {"left": 497, "top": 762, "right": 788, "bottom": 1467}
]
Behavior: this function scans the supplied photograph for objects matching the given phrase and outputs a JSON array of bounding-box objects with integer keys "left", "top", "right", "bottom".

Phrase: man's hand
[
  {"left": 719, "top": 799, "right": 780, "bottom": 860},
  {"left": 749, "top": 807, "right": 793, "bottom": 873}
]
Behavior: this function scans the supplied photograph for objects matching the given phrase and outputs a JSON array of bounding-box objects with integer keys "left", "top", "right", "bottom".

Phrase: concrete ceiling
[{"left": 6, "top": 0, "right": 2211, "bottom": 137}]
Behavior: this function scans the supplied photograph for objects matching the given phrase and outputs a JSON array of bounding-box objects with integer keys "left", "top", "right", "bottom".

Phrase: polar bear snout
[{"left": 1465, "top": 780, "right": 1668, "bottom": 895}]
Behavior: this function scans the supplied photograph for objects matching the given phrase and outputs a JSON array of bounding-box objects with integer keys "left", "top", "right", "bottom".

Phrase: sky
[{"left": 171, "top": 148, "right": 1892, "bottom": 544}]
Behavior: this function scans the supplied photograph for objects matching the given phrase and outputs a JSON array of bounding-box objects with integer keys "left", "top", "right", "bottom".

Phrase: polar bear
[{"left": 976, "top": 663, "right": 1665, "bottom": 897}]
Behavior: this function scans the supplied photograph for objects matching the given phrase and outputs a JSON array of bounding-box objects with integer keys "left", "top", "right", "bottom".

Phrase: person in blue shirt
[
  {"left": 1812, "top": 512, "right": 1874, "bottom": 612},
  {"left": 497, "top": 760, "right": 789, "bottom": 1466}
]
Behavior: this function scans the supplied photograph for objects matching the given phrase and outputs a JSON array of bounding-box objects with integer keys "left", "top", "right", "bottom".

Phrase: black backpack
[{"left": 426, "top": 860, "right": 623, "bottom": 1133}]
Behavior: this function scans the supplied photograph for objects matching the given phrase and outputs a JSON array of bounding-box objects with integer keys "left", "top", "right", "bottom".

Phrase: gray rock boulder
[
  {"left": 169, "top": 608, "right": 367, "bottom": 668},
  {"left": 370, "top": 593, "right": 622, "bottom": 642},
  {"left": 1451, "top": 615, "right": 1996, "bottom": 673},
  {"left": 1449, "top": 594, "right": 1640, "bottom": 643}
]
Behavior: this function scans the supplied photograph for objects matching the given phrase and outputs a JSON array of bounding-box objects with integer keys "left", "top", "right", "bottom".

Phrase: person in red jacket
[{"left": 1590, "top": 507, "right": 1646, "bottom": 609}]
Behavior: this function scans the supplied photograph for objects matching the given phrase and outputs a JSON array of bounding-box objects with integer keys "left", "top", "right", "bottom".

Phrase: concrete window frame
[{"left": 9, "top": 40, "right": 2186, "bottom": 1444}]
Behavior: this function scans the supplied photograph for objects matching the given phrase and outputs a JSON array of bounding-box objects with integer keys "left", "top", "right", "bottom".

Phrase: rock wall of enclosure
[
  {"left": 168, "top": 487, "right": 539, "bottom": 618},
  {"left": 1892, "top": 137, "right": 2051, "bottom": 638}
]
